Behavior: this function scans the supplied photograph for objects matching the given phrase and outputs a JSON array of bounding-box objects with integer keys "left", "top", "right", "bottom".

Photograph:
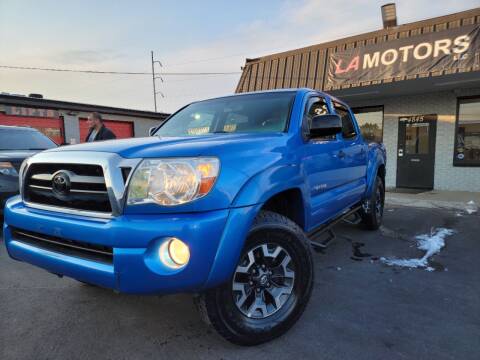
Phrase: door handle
[{"left": 338, "top": 150, "right": 346, "bottom": 158}]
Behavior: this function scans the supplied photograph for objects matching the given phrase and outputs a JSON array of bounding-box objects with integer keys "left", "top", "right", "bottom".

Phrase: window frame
[
  {"left": 351, "top": 105, "right": 384, "bottom": 144},
  {"left": 301, "top": 95, "right": 333, "bottom": 142},
  {"left": 453, "top": 96, "right": 480, "bottom": 167},
  {"left": 332, "top": 101, "right": 358, "bottom": 140}
]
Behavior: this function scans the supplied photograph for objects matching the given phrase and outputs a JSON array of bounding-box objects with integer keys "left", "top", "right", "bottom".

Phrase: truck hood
[
  {"left": 38, "top": 133, "right": 294, "bottom": 213},
  {"left": 47, "top": 133, "right": 288, "bottom": 159}
]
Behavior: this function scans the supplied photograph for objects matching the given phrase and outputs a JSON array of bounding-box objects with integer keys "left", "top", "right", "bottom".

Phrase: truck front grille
[
  {"left": 11, "top": 227, "right": 113, "bottom": 264},
  {"left": 24, "top": 163, "right": 112, "bottom": 213}
]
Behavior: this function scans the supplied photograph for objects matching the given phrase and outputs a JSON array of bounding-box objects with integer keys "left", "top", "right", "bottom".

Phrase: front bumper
[{"left": 3, "top": 196, "right": 260, "bottom": 294}]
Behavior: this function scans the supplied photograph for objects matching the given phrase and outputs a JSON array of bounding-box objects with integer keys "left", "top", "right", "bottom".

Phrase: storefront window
[
  {"left": 352, "top": 106, "right": 383, "bottom": 143},
  {"left": 454, "top": 98, "right": 480, "bottom": 166}
]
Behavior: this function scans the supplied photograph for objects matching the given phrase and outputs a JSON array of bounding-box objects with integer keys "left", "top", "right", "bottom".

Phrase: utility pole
[{"left": 151, "top": 51, "right": 164, "bottom": 112}]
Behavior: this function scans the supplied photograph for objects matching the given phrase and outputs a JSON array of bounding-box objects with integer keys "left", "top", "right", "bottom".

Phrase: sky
[{"left": 0, "top": 0, "right": 478, "bottom": 113}]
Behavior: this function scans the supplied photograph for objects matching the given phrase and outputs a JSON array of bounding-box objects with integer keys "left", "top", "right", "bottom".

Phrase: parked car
[
  {"left": 3, "top": 89, "right": 386, "bottom": 345},
  {"left": 0, "top": 125, "right": 57, "bottom": 216}
]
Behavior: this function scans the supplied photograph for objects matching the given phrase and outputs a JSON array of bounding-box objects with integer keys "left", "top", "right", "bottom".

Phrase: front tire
[{"left": 196, "top": 211, "right": 314, "bottom": 345}]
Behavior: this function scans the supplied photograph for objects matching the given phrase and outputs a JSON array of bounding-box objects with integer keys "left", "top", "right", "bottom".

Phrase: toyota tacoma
[{"left": 3, "top": 89, "right": 386, "bottom": 345}]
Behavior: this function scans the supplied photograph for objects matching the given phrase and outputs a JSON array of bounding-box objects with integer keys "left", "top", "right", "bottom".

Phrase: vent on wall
[{"left": 381, "top": 3, "right": 397, "bottom": 28}]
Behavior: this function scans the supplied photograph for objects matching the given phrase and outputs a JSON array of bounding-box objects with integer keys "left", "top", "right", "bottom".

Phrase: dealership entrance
[{"left": 396, "top": 114, "right": 437, "bottom": 189}]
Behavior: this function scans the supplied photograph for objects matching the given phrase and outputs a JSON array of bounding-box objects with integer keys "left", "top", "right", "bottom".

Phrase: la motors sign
[{"left": 327, "top": 25, "right": 480, "bottom": 87}]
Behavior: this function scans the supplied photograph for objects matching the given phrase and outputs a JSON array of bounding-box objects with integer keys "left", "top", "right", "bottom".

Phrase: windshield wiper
[{"left": 211, "top": 131, "right": 230, "bottom": 134}]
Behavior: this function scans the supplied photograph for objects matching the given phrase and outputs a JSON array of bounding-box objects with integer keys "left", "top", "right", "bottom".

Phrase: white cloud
[{"left": 1, "top": 0, "right": 479, "bottom": 113}]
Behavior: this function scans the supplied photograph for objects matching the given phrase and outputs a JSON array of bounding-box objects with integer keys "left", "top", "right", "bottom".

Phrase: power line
[
  {"left": 1, "top": 63, "right": 342, "bottom": 83},
  {"left": 0, "top": 65, "right": 241, "bottom": 76}
]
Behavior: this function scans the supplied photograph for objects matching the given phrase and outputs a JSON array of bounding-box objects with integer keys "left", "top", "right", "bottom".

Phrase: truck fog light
[{"left": 159, "top": 238, "right": 190, "bottom": 269}]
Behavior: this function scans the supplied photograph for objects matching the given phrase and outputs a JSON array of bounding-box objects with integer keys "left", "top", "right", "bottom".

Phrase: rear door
[{"left": 332, "top": 102, "right": 368, "bottom": 206}]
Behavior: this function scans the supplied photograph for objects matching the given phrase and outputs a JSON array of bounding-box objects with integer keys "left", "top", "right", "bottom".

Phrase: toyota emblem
[{"left": 52, "top": 171, "right": 71, "bottom": 196}]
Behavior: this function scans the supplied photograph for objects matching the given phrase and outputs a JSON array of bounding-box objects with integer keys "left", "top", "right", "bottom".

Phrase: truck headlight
[{"left": 127, "top": 157, "right": 219, "bottom": 206}]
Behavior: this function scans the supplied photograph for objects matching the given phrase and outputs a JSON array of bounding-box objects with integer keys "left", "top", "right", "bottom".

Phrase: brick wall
[{"left": 348, "top": 88, "right": 480, "bottom": 192}]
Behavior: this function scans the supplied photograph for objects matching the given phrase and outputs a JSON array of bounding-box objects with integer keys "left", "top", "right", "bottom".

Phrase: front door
[
  {"left": 302, "top": 96, "right": 346, "bottom": 230},
  {"left": 396, "top": 114, "right": 437, "bottom": 189}
]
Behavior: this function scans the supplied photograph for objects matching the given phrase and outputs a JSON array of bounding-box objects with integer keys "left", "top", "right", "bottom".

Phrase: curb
[{"left": 385, "top": 195, "right": 469, "bottom": 211}]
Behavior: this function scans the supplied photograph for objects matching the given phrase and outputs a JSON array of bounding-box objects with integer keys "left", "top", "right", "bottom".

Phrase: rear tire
[
  {"left": 360, "top": 175, "right": 384, "bottom": 230},
  {"left": 195, "top": 210, "right": 314, "bottom": 345}
]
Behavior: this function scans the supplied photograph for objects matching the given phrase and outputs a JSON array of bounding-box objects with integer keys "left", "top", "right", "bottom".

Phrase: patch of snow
[
  {"left": 465, "top": 200, "right": 478, "bottom": 214},
  {"left": 381, "top": 228, "right": 454, "bottom": 271}
]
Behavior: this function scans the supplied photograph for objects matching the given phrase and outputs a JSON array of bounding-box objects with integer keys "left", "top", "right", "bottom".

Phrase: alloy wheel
[{"left": 232, "top": 243, "right": 295, "bottom": 319}]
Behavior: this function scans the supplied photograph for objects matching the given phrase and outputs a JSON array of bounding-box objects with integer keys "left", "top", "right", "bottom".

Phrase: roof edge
[{"left": 0, "top": 94, "right": 169, "bottom": 120}]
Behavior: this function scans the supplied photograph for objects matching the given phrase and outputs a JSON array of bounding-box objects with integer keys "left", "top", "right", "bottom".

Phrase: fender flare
[
  {"left": 203, "top": 164, "right": 309, "bottom": 289},
  {"left": 232, "top": 164, "right": 308, "bottom": 210},
  {"left": 365, "top": 146, "right": 386, "bottom": 197}
]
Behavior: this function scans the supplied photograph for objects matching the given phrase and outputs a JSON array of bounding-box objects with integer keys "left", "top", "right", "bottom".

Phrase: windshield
[
  {"left": 0, "top": 128, "right": 57, "bottom": 150},
  {"left": 155, "top": 92, "right": 296, "bottom": 137}
]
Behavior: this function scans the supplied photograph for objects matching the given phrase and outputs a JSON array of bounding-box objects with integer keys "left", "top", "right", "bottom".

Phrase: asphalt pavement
[{"left": 1, "top": 205, "right": 479, "bottom": 360}]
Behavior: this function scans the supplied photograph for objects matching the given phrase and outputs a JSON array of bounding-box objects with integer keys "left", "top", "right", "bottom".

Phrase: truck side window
[
  {"left": 303, "top": 96, "right": 328, "bottom": 138},
  {"left": 333, "top": 103, "right": 357, "bottom": 139}
]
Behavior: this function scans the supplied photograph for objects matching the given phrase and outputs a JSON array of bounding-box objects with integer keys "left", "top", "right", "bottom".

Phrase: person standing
[{"left": 85, "top": 112, "right": 116, "bottom": 142}]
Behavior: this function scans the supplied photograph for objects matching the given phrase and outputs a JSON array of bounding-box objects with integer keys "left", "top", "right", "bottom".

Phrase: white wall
[{"left": 348, "top": 88, "right": 480, "bottom": 192}]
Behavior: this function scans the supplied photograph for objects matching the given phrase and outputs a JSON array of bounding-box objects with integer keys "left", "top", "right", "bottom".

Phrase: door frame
[{"left": 396, "top": 114, "right": 437, "bottom": 189}]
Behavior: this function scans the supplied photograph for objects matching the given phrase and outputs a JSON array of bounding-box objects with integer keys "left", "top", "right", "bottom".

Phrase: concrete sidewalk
[{"left": 386, "top": 190, "right": 480, "bottom": 212}]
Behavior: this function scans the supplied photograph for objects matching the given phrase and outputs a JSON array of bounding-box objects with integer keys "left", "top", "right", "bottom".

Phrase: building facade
[
  {"left": 236, "top": 6, "right": 480, "bottom": 192},
  {"left": 0, "top": 94, "right": 169, "bottom": 145}
]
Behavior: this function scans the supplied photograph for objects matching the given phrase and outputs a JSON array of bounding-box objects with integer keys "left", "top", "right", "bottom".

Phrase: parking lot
[{"left": 1, "top": 205, "right": 479, "bottom": 360}]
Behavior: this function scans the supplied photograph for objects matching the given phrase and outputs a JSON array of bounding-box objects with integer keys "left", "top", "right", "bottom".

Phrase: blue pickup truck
[{"left": 3, "top": 88, "right": 386, "bottom": 345}]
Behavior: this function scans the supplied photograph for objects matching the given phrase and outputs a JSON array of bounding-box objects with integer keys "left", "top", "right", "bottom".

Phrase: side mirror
[
  {"left": 309, "top": 114, "right": 342, "bottom": 138},
  {"left": 148, "top": 126, "right": 157, "bottom": 136}
]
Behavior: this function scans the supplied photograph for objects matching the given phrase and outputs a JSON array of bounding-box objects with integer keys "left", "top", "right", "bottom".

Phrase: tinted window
[
  {"left": 334, "top": 103, "right": 357, "bottom": 139},
  {"left": 353, "top": 106, "right": 383, "bottom": 143},
  {"left": 454, "top": 98, "right": 480, "bottom": 166},
  {"left": 0, "top": 128, "right": 57, "bottom": 150},
  {"left": 155, "top": 92, "right": 295, "bottom": 137}
]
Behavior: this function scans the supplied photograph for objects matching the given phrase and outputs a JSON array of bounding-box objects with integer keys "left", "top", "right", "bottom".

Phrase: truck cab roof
[{"left": 190, "top": 88, "right": 349, "bottom": 109}]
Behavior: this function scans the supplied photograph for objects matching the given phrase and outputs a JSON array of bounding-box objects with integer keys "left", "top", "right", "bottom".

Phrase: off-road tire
[
  {"left": 195, "top": 210, "right": 314, "bottom": 346},
  {"left": 360, "top": 175, "right": 385, "bottom": 230}
]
